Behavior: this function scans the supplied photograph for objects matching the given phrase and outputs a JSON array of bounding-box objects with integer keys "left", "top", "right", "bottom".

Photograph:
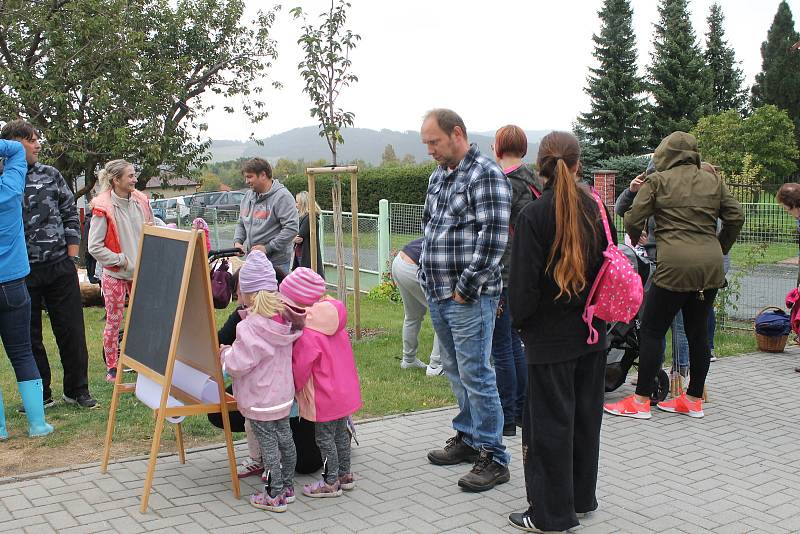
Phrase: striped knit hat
[
  {"left": 238, "top": 250, "right": 277, "bottom": 294},
  {"left": 280, "top": 267, "right": 326, "bottom": 306}
]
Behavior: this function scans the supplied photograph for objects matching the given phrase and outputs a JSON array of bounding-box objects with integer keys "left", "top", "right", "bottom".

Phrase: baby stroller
[
  {"left": 603, "top": 243, "right": 670, "bottom": 404},
  {"left": 208, "top": 248, "right": 243, "bottom": 309}
]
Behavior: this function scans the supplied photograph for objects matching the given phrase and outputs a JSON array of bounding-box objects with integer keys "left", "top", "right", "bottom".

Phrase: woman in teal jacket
[{"left": 0, "top": 139, "right": 53, "bottom": 439}]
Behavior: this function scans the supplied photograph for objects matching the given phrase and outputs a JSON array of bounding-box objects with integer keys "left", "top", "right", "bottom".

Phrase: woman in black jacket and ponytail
[{"left": 507, "top": 131, "right": 613, "bottom": 533}]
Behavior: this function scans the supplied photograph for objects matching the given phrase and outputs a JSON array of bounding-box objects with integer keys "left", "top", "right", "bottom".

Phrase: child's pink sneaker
[
  {"left": 283, "top": 485, "right": 296, "bottom": 503},
  {"left": 338, "top": 473, "right": 355, "bottom": 491},
  {"left": 249, "top": 491, "right": 287, "bottom": 512},
  {"left": 603, "top": 395, "right": 651, "bottom": 419},
  {"left": 657, "top": 394, "right": 704, "bottom": 418},
  {"left": 303, "top": 478, "right": 343, "bottom": 498}
]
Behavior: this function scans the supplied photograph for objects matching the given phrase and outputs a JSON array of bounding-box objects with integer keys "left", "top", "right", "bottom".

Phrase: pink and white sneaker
[
  {"left": 338, "top": 473, "right": 356, "bottom": 491},
  {"left": 249, "top": 490, "right": 287, "bottom": 512},
  {"left": 657, "top": 394, "right": 704, "bottom": 418},
  {"left": 303, "top": 478, "right": 342, "bottom": 498},
  {"left": 603, "top": 395, "right": 652, "bottom": 419}
]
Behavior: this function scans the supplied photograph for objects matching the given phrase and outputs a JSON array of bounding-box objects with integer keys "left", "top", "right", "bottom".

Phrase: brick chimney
[{"left": 593, "top": 169, "right": 618, "bottom": 207}]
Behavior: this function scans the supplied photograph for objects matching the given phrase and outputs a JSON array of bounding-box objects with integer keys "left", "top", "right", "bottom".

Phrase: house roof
[{"left": 144, "top": 175, "right": 200, "bottom": 189}]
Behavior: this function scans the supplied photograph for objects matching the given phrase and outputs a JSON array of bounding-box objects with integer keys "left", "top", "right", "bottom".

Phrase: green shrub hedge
[{"left": 280, "top": 162, "right": 437, "bottom": 213}]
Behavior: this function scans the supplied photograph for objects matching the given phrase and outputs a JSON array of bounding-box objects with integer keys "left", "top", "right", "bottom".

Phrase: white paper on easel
[
  {"left": 134, "top": 375, "right": 186, "bottom": 424},
  {"left": 171, "top": 360, "right": 220, "bottom": 404}
]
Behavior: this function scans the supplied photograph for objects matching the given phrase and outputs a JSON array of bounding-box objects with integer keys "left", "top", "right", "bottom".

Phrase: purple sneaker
[
  {"left": 338, "top": 473, "right": 355, "bottom": 491},
  {"left": 250, "top": 491, "right": 287, "bottom": 512},
  {"left": 284, "top": 485, "right": 296, "bottom": 503},
  {"left": 302, "top": 478, "right": 342, "bottom": 498}
]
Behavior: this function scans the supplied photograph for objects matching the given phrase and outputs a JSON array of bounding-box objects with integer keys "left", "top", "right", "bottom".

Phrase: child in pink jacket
[
  {"left": 220, "top": 251, "right": 301, "bottom": 513},
  {"left": 280, "top": 268, "right": 363, "bottom": 498}
]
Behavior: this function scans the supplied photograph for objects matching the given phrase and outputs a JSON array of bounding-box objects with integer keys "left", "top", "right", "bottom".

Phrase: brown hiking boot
[
  {"left": 427, "top": 432, "right": 479, "bottom": 465},
  {"left": 457, "top": 450, "right": 510, "bottom": 492}
]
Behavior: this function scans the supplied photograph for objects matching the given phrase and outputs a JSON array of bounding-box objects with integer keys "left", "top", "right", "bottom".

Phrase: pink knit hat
[
  {"left": 280, "top": 267, "right": 326, "bottom": 306},
  {"left": 238, "top": 250, "right": 277, "bottom": 294}
]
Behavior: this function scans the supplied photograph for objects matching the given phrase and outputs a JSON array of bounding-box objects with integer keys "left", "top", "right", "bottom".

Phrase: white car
[{"left": 150, "top": 196, "right": 190, "bottom": 225}]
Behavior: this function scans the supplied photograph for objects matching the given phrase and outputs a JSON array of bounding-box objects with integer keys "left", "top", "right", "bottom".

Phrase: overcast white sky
[{"left": 202, "top": 0, "right": 800, "bottom": 141}]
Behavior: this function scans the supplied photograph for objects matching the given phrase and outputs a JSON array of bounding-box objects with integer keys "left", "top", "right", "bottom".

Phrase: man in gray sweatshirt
[{"left": 234, "top": 158, "right": 299, "bottom": 273}]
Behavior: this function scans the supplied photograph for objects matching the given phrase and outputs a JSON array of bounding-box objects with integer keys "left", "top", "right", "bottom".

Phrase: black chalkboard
[{"left": 123, "top": 233, "right": 188, "bottom": 375}]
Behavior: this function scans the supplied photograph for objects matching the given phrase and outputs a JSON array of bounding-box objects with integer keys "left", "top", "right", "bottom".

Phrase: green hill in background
[{"left": 209, "top": 126, "right": 547, "bottom": 165}]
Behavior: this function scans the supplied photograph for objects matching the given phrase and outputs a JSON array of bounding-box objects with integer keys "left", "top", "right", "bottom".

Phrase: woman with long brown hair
[{"left": 507, "top": 131, "right": 611, "bottom": 532}]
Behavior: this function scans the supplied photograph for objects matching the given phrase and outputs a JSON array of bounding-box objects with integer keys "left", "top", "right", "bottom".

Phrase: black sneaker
[
  {"left": 457, "top": 450, "right": 510, "bottom": 492},
  {"left": 18, "top": 397, "right": 56, "bottom": 413},
  {"left": 509, "top": 510, "right": 554, "bottom": 532},
  {"left": 427, "top": 432, "right": 479, "bottom": 466},
  {"left": 503, "top": 422, "right": 517, "bottom": 437},
  {"left": 63, "top": 392, "right": 99, "bottom": 409}
]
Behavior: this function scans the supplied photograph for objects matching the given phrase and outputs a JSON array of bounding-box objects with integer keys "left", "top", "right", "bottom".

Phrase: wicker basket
[{"left": 755, "top": 306, "right": 789, "bottom": 353}]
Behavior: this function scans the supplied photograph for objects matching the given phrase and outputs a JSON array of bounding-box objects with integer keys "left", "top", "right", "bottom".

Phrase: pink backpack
[{"left": 582, "top": 193, "right": 644, "bottom": 344}]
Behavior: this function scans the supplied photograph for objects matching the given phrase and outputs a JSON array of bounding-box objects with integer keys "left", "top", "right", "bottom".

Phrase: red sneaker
[
  {"left": 657, "top": 394, "right": 704, "bottom": 418},
  {"left": 603, "top": 395, "right": 651, "bottom": 419}
]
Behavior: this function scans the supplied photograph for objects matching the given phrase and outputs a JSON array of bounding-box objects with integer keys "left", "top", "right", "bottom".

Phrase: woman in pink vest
[{"left": 88, "top": 159, "right": 153, "bottom": 382}]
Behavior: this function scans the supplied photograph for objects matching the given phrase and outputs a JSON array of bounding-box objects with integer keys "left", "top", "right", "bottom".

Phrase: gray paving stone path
[{"left": 1, "top": 349, "right": 800, "bottom": 533}]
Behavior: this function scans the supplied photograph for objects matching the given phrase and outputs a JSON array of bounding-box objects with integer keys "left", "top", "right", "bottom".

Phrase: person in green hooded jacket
[{"left": 604, "top": 131, "right": 744, "bottom": 420}]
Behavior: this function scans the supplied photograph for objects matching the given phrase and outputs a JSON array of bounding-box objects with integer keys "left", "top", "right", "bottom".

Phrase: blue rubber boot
[
  {"left": 17, "top": 380, "right": 54, "bottom": 437},
  {"left": 0, "top": 389, "right": 8, "bottom": 440}
]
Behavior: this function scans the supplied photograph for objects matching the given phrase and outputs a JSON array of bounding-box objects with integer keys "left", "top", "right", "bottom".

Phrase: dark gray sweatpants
[
  {"left": 315, "top": 417, "right": 351, "bottom": 483},
  {"left": 250, "top": 417, "right": 296, "bottom": 496}
]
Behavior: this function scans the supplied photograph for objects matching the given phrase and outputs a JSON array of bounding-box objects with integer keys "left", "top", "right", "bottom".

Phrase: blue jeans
[
  {"left": 492, "top": 289, "right": 526, "bottom": 426},
  {"left": 0, "top": 278, "right": 41, "bottom": 382},
  {"left": 427, "top": 294, "right": 509, "bottom": 466},
  {"left": 672, "top": 310, "right": 690, "bottom": 369},
  {"left": 707, "top": 308, "right": 716, "bottom": 350}
]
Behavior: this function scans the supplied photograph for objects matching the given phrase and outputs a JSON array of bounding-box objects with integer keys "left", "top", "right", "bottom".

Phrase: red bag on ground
[{"left": 582, "top": 193, "right": 644, "bottom": 344}]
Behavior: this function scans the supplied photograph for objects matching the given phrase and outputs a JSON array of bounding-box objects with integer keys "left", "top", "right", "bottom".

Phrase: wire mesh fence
[
  {"left": 180, "top": 197, "right": 798, "bottom": 331},
  {"left": 395, "top": 200, "right": 798, "bottom": 332},
  {"left": 319, "top": 210, "right": 380, "bottom": 274},
  {"left": 389, "top": 203, "right": 425, "bottom": 253}
]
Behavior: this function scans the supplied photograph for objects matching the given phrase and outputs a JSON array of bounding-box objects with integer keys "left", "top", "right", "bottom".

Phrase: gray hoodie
[{"left": 234, "top": 180, "right": 298, "bottom": 268}]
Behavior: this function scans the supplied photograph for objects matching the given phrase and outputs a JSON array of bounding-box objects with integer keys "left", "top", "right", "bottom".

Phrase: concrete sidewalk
[{"left": 1, "top": 349, "right": 800, "bottom": 533}]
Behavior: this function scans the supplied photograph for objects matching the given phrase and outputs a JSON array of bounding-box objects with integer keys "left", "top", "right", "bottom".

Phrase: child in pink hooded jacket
[
  {"left": 219, "top": 251, "right": 301, "bottom": 513},
  {"left": 281, "top": 267, "right": 363, "bottom": 498}
]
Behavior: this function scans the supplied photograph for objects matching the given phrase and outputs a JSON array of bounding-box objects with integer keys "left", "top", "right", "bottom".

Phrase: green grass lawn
[
  {"left": 0, "top": 293, "right": 759, "bottom": 476},
  {"left": 0, "top": 296, "right": 450, "bottom": 475}
]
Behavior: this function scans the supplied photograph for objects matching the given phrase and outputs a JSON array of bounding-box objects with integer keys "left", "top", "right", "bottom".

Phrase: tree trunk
[{"left": 332, "top": 177, "right": 347, "bottom": 301}]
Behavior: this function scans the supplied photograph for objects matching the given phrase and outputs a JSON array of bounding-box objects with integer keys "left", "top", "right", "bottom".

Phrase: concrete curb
[{"left": 0, "top": 404, "right": 458, "bottom": 486}]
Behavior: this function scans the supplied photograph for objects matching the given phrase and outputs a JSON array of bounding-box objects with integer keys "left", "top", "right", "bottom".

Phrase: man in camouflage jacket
[{"left": 0, "top": 120, "right": 97, "bottom": 409}]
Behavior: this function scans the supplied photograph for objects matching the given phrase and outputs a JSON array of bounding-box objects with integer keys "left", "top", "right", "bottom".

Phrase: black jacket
[
  {"left": 293, "top": 213, "right": 325, "bottom": 279},
  {"left": 500, "top": 164, "right": 542, "bottom": 286},
  {"left": 509, "top": 185, "right": 614, "bottom": 364}
]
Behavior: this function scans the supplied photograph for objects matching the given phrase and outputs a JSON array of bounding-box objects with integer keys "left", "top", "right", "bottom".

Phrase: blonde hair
[
  {"left": 97, "top": 159, "right": 133, "bottom": 191},
  {"left": 244, "top": 290, "right": 284, "bottom": 319},
  {"left": 295, "top": 191, "right": 321, "bottom": 217}
]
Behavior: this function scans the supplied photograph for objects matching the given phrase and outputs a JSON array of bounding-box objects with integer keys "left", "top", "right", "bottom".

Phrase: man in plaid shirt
[{"left": 419, "top": 109, "right": 512, "bottom": 492}]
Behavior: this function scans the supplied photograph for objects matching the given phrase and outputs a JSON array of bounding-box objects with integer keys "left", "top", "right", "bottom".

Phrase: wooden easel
[
  {"left": 100, "top": 226, "right": 240, "bottom": 513},
  {"left": 305, "top": 165, "right": 362, "bottom": 339}
]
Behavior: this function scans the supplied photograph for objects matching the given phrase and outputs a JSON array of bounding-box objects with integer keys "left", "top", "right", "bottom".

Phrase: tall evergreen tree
[
  {"left": 704, "top": 3, "right": 747, "bottom": 113},
  {"left": 578, "top": 0, "right": 645, "bottom": 158},
  {"left": 751, "top": 1, "right": 800, "bottom": 144},
  {"left": 647, "top": 0, "right": 712, "bottom": 148}
]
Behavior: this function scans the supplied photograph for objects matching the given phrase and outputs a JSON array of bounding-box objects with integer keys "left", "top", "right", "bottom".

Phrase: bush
[
  {"left": 281, "top": 162, "right": 436, "bottom": 213},
  {"left": 593, "top": 155, "right": 649, "bottom": 198},
  {"left": 366, "top": 252, "right": 402, "bottom": 303}
]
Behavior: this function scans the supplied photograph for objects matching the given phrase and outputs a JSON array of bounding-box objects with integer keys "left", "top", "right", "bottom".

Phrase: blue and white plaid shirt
[{"left": 419, "top": 144, "right": 511, "bottom": 302}]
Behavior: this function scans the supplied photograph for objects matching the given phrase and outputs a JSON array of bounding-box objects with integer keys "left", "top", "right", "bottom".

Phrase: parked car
[
  {"left": 150, "top": 196, "right": 190, "bottom": 225},
  {"left": 186, "top": 190, "right": 246, "bottom": 221}
]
